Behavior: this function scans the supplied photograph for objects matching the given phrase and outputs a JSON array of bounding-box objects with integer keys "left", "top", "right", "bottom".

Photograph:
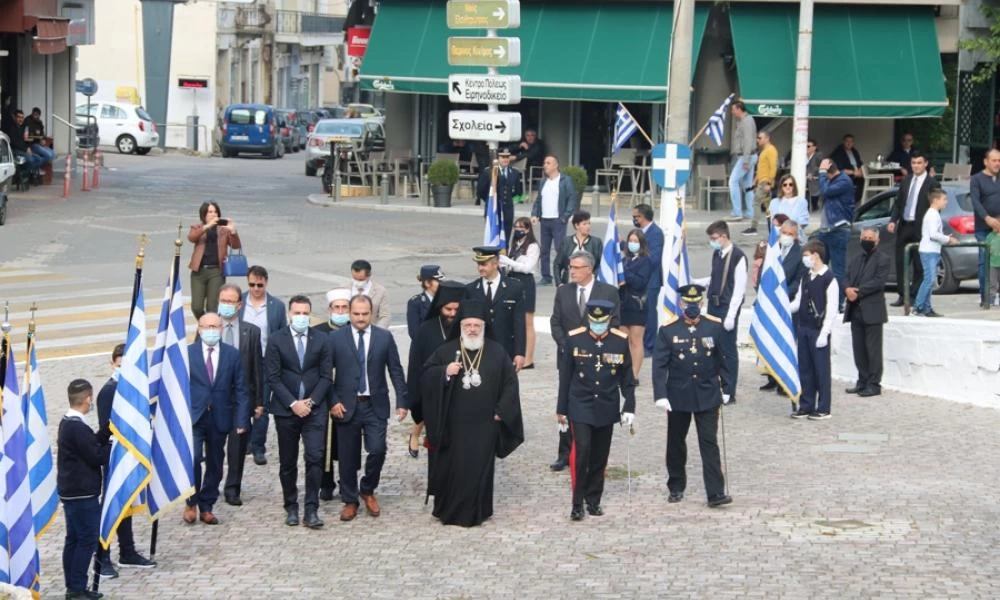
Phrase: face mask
[
  {"left": 632, "top": 218, "right": 641, "bottom": 228},
  {"left": 683, "top": 304, "right": 702, "bottom": 320},
  {"left": 111, "top": 367, "right": 121, "bottom": 382},
  {"left": 589, "top": 321, "right": 609, "bottom": 336},
  {"left": 709, "top": 240, "right": 722, "bottom": 251},
  {"left": 330, "top": 313, "right": 350, "bottom": 327},
  {"left": 802, "top": 255, "right": 815, "bottom": 270},
  {"left": 291, "top": 314, "right": 311, "bottom": 333},
  {"left": 218, "top": 302, "right": 238, "bottom": 320},
  {"left": 860, "top": 239, "right": 876, "bottom": 253},
  {"left": 354, "top": 279, "right": 368, "bottom": 290},
  {"left": 201, "top": 329, "right": 221, "bottom": 346},
  {"left": 512, "top": 230, "right": 526, "bottom": 239},
  {"left": 627, "top": 242, "right": 641, "bottom": 254},
  {"left": 779, "top": 235, "right": 794, "bottom": 248}
]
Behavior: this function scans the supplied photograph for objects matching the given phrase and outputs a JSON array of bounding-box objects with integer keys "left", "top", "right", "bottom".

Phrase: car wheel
[
  {"left": 135, "top": 147, "right": 151, "bottom": 156},
  {"left": 933, "top": 253, "right": 959, "bottom": 295},
  {"left": 0, "top": 194, "right": 7, "bottom": 226},
  {"left": 305, "top": 163, "right": 317, "bottom": 176},
  {"left": 116, "top": 134, "right": 137, "bottom": 154}
]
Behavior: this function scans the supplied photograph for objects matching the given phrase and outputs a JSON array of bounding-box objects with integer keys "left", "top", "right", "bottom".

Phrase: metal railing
[
  {"left": 275, "top": 10, "right": 343, "bottom": 35},
  {"left": 902, "top": 241, "right": 990, "bottom": 314},
  {"left": 217, "top": 5, "right": 271, "bottom": 34},
  {"left": 53, "top": 113, "right": 97, "bottom": 149}
]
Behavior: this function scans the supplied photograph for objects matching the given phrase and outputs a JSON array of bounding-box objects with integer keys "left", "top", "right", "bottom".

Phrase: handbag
[{"left": 223, "top": 247, "right": 249, "bottom": 278}]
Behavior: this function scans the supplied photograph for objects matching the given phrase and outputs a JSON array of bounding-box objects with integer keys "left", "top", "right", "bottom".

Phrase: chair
[
  {"left": 596, "top": 148, "right": 637, "bottom": 198},
  {"left": 861, "top": 165, "right": 894, "bottom": 201},
  {"left": 941, "top": 162, "right": 971, "bottom": 182},
  {"left": 698, "top": 164, "right": 729, "bottom": 211}
]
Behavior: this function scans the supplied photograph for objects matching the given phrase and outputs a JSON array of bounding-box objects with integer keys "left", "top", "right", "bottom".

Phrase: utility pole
[
  {"left": 790, "top": 0, "right": 814, "bottom": 196},
  {"left": 665, "top": 0, "right": 694, "bottom": 144}
]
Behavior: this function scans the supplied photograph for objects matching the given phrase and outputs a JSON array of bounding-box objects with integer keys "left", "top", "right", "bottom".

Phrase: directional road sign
[
  {"left": 651, "top": 142, "right": 692, "bottom": 190},
  {"left": 447, "top": 0, "right": 520, "bottom": 29},
  {"left": 447, "top": 37, "right": 521, "bottom": 67},
  {"left": 448, "top": 74, "right": 522, "bottom": 105},
  {"left": 448, "top": 110, "right": 522, "bottom": 142}
]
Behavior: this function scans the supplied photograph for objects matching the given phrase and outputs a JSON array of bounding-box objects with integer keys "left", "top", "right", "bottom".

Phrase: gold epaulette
[
  {"left": 610, "top": 328, "right": 628, "bottom": 339},
  {"left": 568, "top": 327, "right": 587, "bottom": 336},
  {"left": 662, "top": 315, "right": 679, "bottom": 327},
  {"left": 703, "top": 314, "right": 722, "bottom": 323}
]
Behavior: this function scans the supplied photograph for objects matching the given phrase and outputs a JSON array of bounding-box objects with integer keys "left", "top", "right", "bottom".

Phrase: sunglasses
[
  {"left": 782, "top": 183, "right": 794, "bottom": 187},
  {"left": 248, "top": 283, "right": 266, "bottom": 288}
]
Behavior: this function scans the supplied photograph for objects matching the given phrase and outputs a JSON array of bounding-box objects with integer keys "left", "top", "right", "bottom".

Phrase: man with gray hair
[
  {"left": 548, "top": 250, "right": 621, "bottom": 471},
  {"left": 843, "top": 227, "right": 889, "bottom": 397}
]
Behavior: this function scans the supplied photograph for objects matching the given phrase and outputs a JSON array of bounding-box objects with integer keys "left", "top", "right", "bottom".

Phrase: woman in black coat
[{"left": 620, "top": 228, "right": 654, "bottom": 380}]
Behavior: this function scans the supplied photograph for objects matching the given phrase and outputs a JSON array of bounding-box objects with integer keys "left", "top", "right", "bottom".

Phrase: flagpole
[
  {"left": 688, "top": 121, "right": 710, "bottom": 147},
  {"left": 620, "top": 103, "right": 654, "bottom": 147}
]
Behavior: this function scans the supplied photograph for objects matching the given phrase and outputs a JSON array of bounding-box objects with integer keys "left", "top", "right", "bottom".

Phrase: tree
[{"left": 959, "top": 2, "right": 1000, "bottom": 84}]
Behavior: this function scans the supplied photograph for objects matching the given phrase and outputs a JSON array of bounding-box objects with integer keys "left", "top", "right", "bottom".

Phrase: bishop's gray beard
[{"left": 461, "top": 333, "right": 484, "bottom": 351}]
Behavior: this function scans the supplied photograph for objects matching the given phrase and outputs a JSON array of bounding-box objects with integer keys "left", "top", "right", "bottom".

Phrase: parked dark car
[
  {"left": 274, "top": 109, "right": 308, "bottom": 153},
  {"left": 305, "top": 117, "right": 385, "bottom": 180},
  {"left": 220, "top": 103, "right": 284, "bottom": 159}
]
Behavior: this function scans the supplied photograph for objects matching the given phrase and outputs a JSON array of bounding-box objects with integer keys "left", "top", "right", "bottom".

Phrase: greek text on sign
[
  {"left": 448, "top": 37, "right": 521, "bottom": 67},
  {"left": 448, "top": 110, "right": 522, "bottom": 142},
  {"left": 448, "top": 75, "right": 522, "bottom": 105},
  {"left": 447, "top": 0, "right": 520, "bottom": 29}
]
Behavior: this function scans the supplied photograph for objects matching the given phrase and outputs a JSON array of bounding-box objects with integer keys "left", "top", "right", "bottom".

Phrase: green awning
[
  {"left": 360, "top": 1, "right": 710, "bottom": 103},
  {"left": 729, "top": 4, "right": 947, "bottom": 118}
]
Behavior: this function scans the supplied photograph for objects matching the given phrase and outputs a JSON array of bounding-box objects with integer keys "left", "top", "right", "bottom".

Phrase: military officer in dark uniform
[
  {"left": 477, "top": 148, "right": 524, "bottom": 244},
  {"left": 652, "top": 284, "right": 732, "bottom": 508},
  {"left": 557, "top": 300, "right": 636, "bottom": 521},
  {"left": 406, "top": 265, "right": 445, "bottom": 340},
  {"left": 465, "top": 246, "right": 526, "bottom": 370}
]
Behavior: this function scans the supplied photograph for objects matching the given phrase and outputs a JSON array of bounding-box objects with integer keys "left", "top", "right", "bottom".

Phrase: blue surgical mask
[
  {"left": 627, "top": 242, "right": 641, "bottom": 254},
  {"left": 683, "top": 304, "right": 702, "bottom": 320},
  {"left": 330, "top": 313, "right": 350, "bottom": 327},
  {"left": 589, "top": 321, "right": 609, "bottom": 336},
  {"left": 291, "top": 314, "right": 311, "bottom": 333},
  {"left": 709, "top": 240, "right": 722, "bottom": 251},
  {"left": 218, "top": 302, "right": 238, "bottom": 320},
  {"left": 201, "top": 329, "right": 221, "bottom": 346}
]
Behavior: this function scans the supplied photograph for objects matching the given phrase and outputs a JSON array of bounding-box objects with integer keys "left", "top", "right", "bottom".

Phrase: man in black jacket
[
  {"left": 465, "top": 246, "right": 526, "bottom": 369},
  {"left": 887, "top": 151, "right": 940, "bottom": 306},
  {"left": 477, "top": 148, "right": 523, "bottom": 243},
  {"left": 843, "top": 227, "right": 890, "bottom": 397},
  {"left": 58, "top": 379, "right": 112, "bottom": 599}
]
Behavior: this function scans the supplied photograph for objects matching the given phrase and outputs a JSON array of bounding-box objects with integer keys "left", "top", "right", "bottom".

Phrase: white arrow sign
[
  {"left": 449, "top": 75, "right": 522, "bottom": 105},
  {"left": 448, "top": 110, "right": 522, "bottom": 143},
  {"left": 493, "top": 7, "right": 505, "bottom": 19}
]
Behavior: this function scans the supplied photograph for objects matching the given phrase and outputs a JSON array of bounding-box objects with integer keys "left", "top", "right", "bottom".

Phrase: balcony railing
[
  {"left": 275, "top": 10, "right": 344, "bottom": 35},
  {"left": 218, "top": 5, "right": 271, "bottom": 35}
]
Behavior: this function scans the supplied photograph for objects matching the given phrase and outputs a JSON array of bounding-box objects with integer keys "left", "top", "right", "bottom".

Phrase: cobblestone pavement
[{"left": 31, "top": 329, "right": 1000, "bottom": 599}]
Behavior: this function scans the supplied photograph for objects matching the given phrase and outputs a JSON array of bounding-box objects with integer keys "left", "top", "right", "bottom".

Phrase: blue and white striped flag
[
  {"left": 749, "top": 227, "right": 801, "bottom": 402},
  {"left": 483, "top": 167, "right": 506, "bottom": 250},
  {"left": 707, "top": 94, "right": 735, "bottom": 146},
  {"left": 2, "top": 344, "right": 40, "bottom": 596},
  {"left": 22, "top": 337, "right": 58, "bottom": 539},
  {"left": 659, "top": 197, "right": 691, "bottom": 322},
  {"left": 597, "top": 202, "right": 624, "bottom": 286},
  {"left": 100, "top": 286, "right": 153, "bottom": 548},
  {"left": 147, "top": 257, "right": 195, "bottom": 520},
  {"left": 613, "top": 103, "right": 638, "bottom": 153}
]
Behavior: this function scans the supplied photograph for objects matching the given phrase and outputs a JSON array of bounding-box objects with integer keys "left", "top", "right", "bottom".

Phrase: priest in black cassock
[{"left": 420, "top": 299, "right": 524, "bottom": 527}]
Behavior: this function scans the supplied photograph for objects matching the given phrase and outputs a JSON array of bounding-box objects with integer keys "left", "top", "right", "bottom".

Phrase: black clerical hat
[
  {"left": 679, "top": 284, "right": 706, "bottom": 304},
  {"left": 425, "top": 280, "right": 465, "bottom": 321},
  {"left": 457, "top": 298, "right": 487, "bottom": 322}
]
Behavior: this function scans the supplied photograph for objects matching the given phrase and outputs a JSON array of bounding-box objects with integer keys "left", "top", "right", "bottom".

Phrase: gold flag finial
[
  {"left": 1, "top": 300, "right": 10, "bottom": 336},
  {"left": 27, "top": 302, "right": 37, "bottom": 335},
  {"left": 175, "top": 221, "right": 183, "bottom": 256},
  {"left": 136, "top": 233, "right": 149, "bottom": 268}
]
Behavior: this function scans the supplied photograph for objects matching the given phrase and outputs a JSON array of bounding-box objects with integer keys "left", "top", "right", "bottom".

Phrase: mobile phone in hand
[{"left": 217, "top": 218, "right": 229, "bottom": 226}]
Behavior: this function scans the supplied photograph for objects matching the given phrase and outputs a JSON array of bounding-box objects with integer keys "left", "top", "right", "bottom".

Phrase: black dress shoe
[
  {"left": 586, "top": 504, "right": 604, "bottom": 516},
  {"left": 549, "top": 458, "right": 568, "bottom": 471},
  {"left": 707, "top": 495, "right": 733, "bottom": 508},
  {"left": 845, "top": 384, "right": 863, "bottom": 394},
  {"left": 759, "top": 380, "right": 777, "bottom": 391},
  {"left": 858, "top": 387, "right": 882, "bottom": 397},
  {"left": 521, "top": 363, "right": 535, "bottom": 370},
  {"left": 253, "top": 453, "right": 267, "bottom": 466},
  {"left": 303, "top": 510, "right": 324, "bottom": 529},
  {"left": 570, "top": 506, "right": 585, "bottom": 521},
  {"left": 319, "top": 487, "right": 335, "bottom": 502},
  {"left": 668, "top": 491, "right": 684, "bottom": 503},
  {"left": 924, "top": 310, "right": 943, "bottom": 318},
  {"left": 407, "top": 433, "right": 420, "bottom": 458},
  {"left": 225, "top": 495, "right": 243, "bottom": 506},
  {"left": 285, "top": 508, "right": 299, "bottom": 526},
  {"left": 890, "top": 298, "right": 905, "bottom": 307}
]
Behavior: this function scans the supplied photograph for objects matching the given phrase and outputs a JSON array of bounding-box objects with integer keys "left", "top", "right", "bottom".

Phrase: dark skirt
[
  {"left": 507, "top": 271, "right": 536, "bottom": 313},
  {"left": 620, "top": 288, "right": 648, "bottom": 327}
]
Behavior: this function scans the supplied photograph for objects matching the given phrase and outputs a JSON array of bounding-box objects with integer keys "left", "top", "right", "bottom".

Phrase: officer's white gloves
[
  {"left": 654, "top": 398, "right": 672, "bottom": 412},
  {"left": 723, "top": 316, "right": 735, "bottom": 331},
  {"left": 816, "top": 332, "right": 829, "bottom": 349},
  {"left": 620, "top": 412, "right": 635, "bottom": 426},
  {"left": 722, "top": 393, "right": 732, "bottom": 405}
]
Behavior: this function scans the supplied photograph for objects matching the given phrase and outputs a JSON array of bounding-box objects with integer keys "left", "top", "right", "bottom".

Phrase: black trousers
[
  {"left": 851, "top": 320, "right": 884, "bottom": 389},
  {"left": 188, "top": 412, "right": 226, "bottom": 512},
  {"left": 666, "top": 410, "right": 725, "bottom": 499},
  {"left": 224, "top": 427, "right": 249, "bottom": 499},
  {"left": 798, "top": 327, "right": 832, "bottom": 414},
  {"left": 894, "top": 220, "right": 923, "bottom": 298},
  {"left": 97, "top": 516, "right": 135, "bottom": 562},
  {"left": 336, "top": 400, "right": 387, "bottom": 505},
  {"left": 274, "top": 408, "right": 326, "bottom": 512},
  {"left": 570, "top": 422, "right": 613, "bottom": 508}
]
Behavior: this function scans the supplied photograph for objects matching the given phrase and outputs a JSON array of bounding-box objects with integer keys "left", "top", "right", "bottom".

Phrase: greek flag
[
  {"left": 597, "top": 202, "right": 624, "bottom": 286},
  {"left": 2, "top": 345, "right": 40, "bottom": 595},
  {"left": 749, "top": 227, "right": 801, "bottom": 402},
  {"left": 147, "top": 257, "right": 195, "bottom": 520},
  {"left": 707, "top": 94, "right": 735, "bottom": 146},
  {"left": 483, "top": 167, "right": 506, "bottom": 250},
  {"left": 0, "top": 448, "right": 9, "bottom": 584},
  {"left": 613, "top": 103, "right": 638, "bottom": 153},
  {"left": 23, "top": 337, "right": 58, "bottom": 538},
  {"left": 100, "top": 285, "right": 153, "bottom": 548},
  {"left": 659, "top": 197, "right": 691, "bottom": 322}
]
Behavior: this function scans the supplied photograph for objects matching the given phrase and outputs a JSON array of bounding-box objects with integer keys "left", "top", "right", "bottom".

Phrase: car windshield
[
  {"left": 229, "top": 109, "right": 268, "bottom": 125},
  {"left": 135, "top": 107, "right": 153, "bottom": 122},
  {"left": 314, "top": 122, "right": 363, "bottom": 136}
]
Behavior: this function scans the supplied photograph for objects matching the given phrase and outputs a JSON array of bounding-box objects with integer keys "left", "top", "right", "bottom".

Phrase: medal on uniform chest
[
  {"left": 678, "top": 352, "right": 685, "bottom": 360},
  {"left": 594, "top": 355, "right": 603, "bottom": 372},
  {"left": 460, "top": 343, "right": 485, "bottom": 390}
]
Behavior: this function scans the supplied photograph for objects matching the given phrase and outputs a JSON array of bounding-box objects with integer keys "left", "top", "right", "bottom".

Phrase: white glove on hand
[
  {"left": 620, "top": 412, "right": 635, "bottom": 426},
  {"left": 816, "top": 333, "right": 829, "bottom": 349},
  {"left": 557, "top": 422, "right": 569, "bottom": 433},
  {"left": 724, "top": 316, "right": 735, "bottom": 331},
  {"left": 722, "top": 394, "right": 732, "bottom": 405},
  {"left": 654, "top": 398, "right": 672, "bottom": 412}
]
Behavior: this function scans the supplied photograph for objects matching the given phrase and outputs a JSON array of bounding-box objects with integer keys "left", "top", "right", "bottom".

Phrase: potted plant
[
  {"left": 427, "top": 159, "right": 460, "bottom": 207},
  {"left": 562, "top": 165, "right": 589, "bottom": 203}
]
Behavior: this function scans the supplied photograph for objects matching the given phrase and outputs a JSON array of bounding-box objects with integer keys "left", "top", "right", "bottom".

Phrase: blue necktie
[
  {"left": 296, "top": 333, "right": 306, "bottom": 399},
  {"left": 357, "top": 329, "right": 368, "bottom": 395}
]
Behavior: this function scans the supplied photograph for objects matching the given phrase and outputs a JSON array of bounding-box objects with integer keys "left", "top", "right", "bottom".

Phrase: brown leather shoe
[
  {"left": 339, "top": 504, "right": 357, "bottom": 521},
  {"left": 360, "top": 493, "right": 380, "bottom": 517},
  {"left": 182, "top": 505, "right": 197, "bottom": 524},
  {"left": 199, "top": 511, "right": 220, "bottom": 525}
]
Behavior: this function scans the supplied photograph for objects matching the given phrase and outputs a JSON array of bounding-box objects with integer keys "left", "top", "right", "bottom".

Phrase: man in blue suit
[
  {"left": 241, "top": 265, "right": 287, "bottom": 465},
  {"left": 328, "top": 294, "right": 407, "bottom": 522},
  {"left": 633, "top": 204, "right": 664, "bottom": 354},
  {"left": 184, "top": 313, "right": 250, "bottom": 526}
]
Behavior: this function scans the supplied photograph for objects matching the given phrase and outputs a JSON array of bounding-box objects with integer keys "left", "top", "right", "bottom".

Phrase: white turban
[{"left": 326, "top": 288, "right": 352, "bottom": 305}]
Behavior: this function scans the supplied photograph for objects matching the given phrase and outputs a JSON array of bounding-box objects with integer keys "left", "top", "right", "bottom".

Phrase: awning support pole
[{"left": 790, "top": 0, "right": 814, "bottom": 196}]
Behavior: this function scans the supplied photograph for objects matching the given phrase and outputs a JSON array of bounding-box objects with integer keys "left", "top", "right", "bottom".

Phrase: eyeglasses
[
  {"left": 782, "top": 183, "right": 794, "bottom": 188},
  {"left": 248, "top": 283, "right": 266, "bottom": 288}
]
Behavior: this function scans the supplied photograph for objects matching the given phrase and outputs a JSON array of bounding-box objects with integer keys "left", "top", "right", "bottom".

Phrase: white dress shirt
[
  {"left": 540, "top": 176, "right": 560, "bottom": 218},
  {"left": 789, "top": 265, "right": 840, "bottom": 338},
  {"left": 500, "top": 241, "right": 540, "bottom": 275},
  {"left": 576, "top": 276, "right": 595, "bottom": 305},
  {"left": 692, "top": 243, "right": 747, "bottom": 324},
  {"left": 904, "top": 173, "right": 927, "bottom": 222},
  {"left": 352, "top": 326, "right": 371, "bottom": 395},
  {"left": 243, "top": 300, "right": 269, "bottom": 354},
  {"left": 481, "top": 273, "right": 502, "bottom": 301},
  {"left": 222, "top": 320, "right": 240, "bottom": 351}
]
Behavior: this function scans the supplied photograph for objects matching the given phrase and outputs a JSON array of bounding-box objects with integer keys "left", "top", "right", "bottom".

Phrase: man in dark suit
[
  {"left": 265, "top": 295, "right": 333, "bottom": 529},
  {"left": 844, "top": 227, "right": 890, "bottom": 397},
  {"left": 887, "top": 151, "right": 940, "bottom": 306},
  {"left": 633, "top": 203, "right": 664, "bottom": 354},
  {"left": 829, "top": 134, "right": 865, "bottom": 203},
  {"left": 760, "top": 218, "right": 807, "bottom": 393},
  {"left": 216, "top": 284, "right": 263, "bottom": 506},
  {"left": 465, "top": 246, "right": 526, "bottom": 369},
  {"left": 478, "top": 148, "right": 524, "bottom": 244},
  {"left": 328, "top": 294, "right": 408, "bottom": 522},
  {"left": 241, "top": 264, "right": 287, "bottom": 465},
  {"left": 531, "top": 154, "right": 579, "bottom": 285},
  {"left": 549, "top": 250, "right": 621, "bottom": 471},
  {"left": 184, "top": 313, "right": 250, "bottom": 526}
]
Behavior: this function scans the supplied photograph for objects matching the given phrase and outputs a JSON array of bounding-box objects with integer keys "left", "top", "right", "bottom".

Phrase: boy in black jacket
[{"left": 57, "top": 379, "right": 111, "bottom": 599}]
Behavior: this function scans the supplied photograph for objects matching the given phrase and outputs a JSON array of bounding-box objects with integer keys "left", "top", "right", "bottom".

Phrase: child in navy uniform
[{"left": 789, "top": 241, "right": 840, "bottom": 420}]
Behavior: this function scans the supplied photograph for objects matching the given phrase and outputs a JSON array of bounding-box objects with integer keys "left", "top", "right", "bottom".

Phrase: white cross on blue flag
[
  {"left": 707, "top": 94, "right": 735, "bottom": 146},
  {"left": 613, "top": 103, "right": 638, "bottom": 153}
]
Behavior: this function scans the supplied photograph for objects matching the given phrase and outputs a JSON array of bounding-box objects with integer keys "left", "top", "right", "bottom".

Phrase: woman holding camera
[{"left": 188, "top": 201, "right": 241, "bottom": 319}]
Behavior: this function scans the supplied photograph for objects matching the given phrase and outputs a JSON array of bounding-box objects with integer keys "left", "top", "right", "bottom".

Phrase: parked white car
[{"left": 75, "top": 101, "right": 159, "bottom": 154}]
